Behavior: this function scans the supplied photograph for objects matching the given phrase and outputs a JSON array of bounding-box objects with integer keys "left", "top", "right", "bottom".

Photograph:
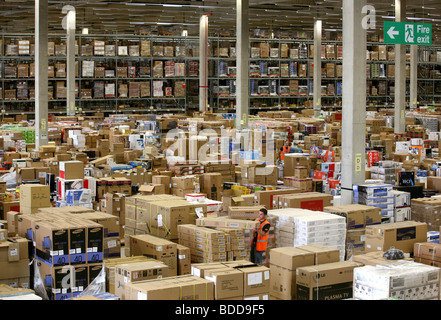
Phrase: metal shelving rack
[{"left": 0, "top": 32, "right": 440, "bottom": 118}]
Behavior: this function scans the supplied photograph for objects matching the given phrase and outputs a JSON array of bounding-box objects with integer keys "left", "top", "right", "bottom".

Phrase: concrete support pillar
[
  {"left": 199, "top": 15, "right": 209, "bottom": 112},
  {"left": 63, "top": 6, "right": 76, "bottom": 116},
  {"left": 341, "top": 0, "right": 367, "bottom": 205},
  {"left": 35, "top": 0, "right": 49, "bottom": 147},
  {"left": 410, "top": 44, "right": 418, "bottom": 109},
  {"left": 313, "top": 19, "right": 322, "bottom": 117},
  {"left": 394, "top": 0, "right": 407, "bottom": 133},
  {"left": 236, "top": 0, "right": 249, "bottom": 131}
]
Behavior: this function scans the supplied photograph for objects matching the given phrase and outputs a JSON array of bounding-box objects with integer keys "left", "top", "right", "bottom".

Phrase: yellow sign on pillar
[
  {"left": 355, "top": 153, "right": 362, "bottom": 174},
  {"left": 41, "top": 118, "right": 47, "bottom": 131}
]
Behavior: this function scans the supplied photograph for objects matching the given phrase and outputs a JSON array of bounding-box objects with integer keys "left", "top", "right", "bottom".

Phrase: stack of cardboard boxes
[
  {"left": 323, "top": 204, "right": 382, "bottom": 259},
  {"left": 128, "top": 234, "right": 178, "bottom": 276},
  {"left": 414, "top": 242, "right": 441, "bottom": 267},
  {"left": 269, "top": 245, "right": 340, "bottom": 300},
  {"left": 411, "top": 197, "right": 441, "bottom": 231},
  {"left": 365, "top": 221, "right": 428, "bottom": 255},
  {"left": 296, "top": 260, "right": 363, "bottom": 300},
  {"left": 11, "top": 210, "right": 104, "bottom": 300},
  {"left": 20, "top": 184, "right": 51, "bottom": 214},
  {"left": 124, "top": 274, "right": 215, "bottom": 300},
  {"left": 191, "top": 260, "right": 270, "bottom": 300},
  {"left": 0, "top": 235, "right": 30, "bottom": 288},
  {"left": 114, "top": 260, "right": 169, "bottom": 300},
  {"left": 177, "top": 224, "right": 228, "bottom": 263},
  {"left": 124, "top": 194, "right": 207, "bottom": 243}
]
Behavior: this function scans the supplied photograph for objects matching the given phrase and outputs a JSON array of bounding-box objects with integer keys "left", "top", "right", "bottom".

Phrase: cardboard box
[
  {"left": 177, "top": 244, "right": 191, "bottom": 275},
  {"left": 296, "top": 261, "right": 362, "bottom": 300},
  {"left": 296, "top": 244, "right": 340, "bottom": 265},
  {"left": 427, "top": 177, "right": 441, "bottom": 193},
  {"left": 171, "top": 176, "right": 198, "bottom": 190},
  {"left": 202, "top": 173, "right": 223, "bottom": 201},
  {"left": 414, "top": 242, "right": 441, "bottom": 262},
  {"left": 115, "top": 260, "right": 169, "bottom": 300},
  {"left": 204, "top": 267, "right": 244, "bottom": 299},
  {"left": 129, "top": 234, "right": 178, "bottom": 276},
  {"left": 19, "top": 184, "right": 51, "bottom": 209},
  {"left": 237, "top": 265, "right": 270, "bottom": 296},
  {"left": 59, "top": 161, "right": 84, "bottom": 180},
  {"left": 124, "top": 275, "right": 214, "bottom": 300},
  {"left": 269, "top": 247, "right": 315, "bottom": 300},
  {"left": 33, "top": 220, "right": 70, "bottom": 266},
  {"left": 365, "top": 221, "right": 427, "bottom": 254},
  {"left": 228, "top": 206, "right": 265, "bottom": 220},
  {"left": 323, "top": 204, "right": 382, "bottom": 230},
  {"left": 139, "top": 184, "right": 165, "bottom": 195},
  {"left": 103, "top": 256, "right": 157, "bottom": 294},
  {"left": 152, "top": 175, "right": 171, "bottom": 194},
  {"left": 196, "top": 217, "right": 259, "bottom": 230},
  {"left": 280, "top": 192, "right": 333, "bottom": 211},
  {"left": 254, "top": 188, "right": 301, "bottom": 209},
  {"left": 146, "top": 200, "right": 206, "bottom": 240}
]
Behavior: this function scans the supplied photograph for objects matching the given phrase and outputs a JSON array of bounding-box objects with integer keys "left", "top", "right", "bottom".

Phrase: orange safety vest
[
  {"left": 253, "top": 218, "right": 270, "bottom": 252},
  {"left": 280, "top": 146, "right": 290, "bottom": 160},
  {"left": 323, "top": 150, "right": 335, "bottom": 163}
]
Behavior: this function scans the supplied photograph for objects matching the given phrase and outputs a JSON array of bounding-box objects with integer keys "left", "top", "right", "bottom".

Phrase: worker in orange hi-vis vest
[
  {"left": 322, "top": 144, "right": 335, "bottom": 163},
  {"left": 279, "top": 140, "right": 291, "bottom": 161},
  {"left": 250, "top": 208, "right": 271, "bottom": 265}
]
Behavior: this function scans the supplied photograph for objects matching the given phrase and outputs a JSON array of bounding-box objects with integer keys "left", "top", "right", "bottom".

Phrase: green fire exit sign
[{"left": 384, "top": 21, "right": 432, "bottom": 45}]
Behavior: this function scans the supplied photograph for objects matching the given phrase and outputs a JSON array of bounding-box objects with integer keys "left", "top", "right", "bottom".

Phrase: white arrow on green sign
[{"left": 384, "top": 21, "right": 432, "bottom": 45}]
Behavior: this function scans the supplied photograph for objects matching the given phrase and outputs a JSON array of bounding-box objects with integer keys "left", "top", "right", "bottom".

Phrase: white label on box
[
  {"left": 108, "top": 240, "right": 117, "bottom": 248},
  {"left": 50, "top": 250, "right": 58, "bottom": 256},
  {"left": 138, "top": 292, "right": 147, "bottom": 300},
  {"left": 229, "top": 223, "right": 240, "bottom": 228},
  {"left": 157, "top": 214, "right": 163, "bottom": 227},
  {"left": 195, "top": 207, "right": 204, "bottom": 218},
  {"left": 38, "top": 172, "right": 47, "bottom": 178},
  {"left": 70, "top": 249, "right": 76, "bottom": 254},
  {"left": 178, "top": 254, "right": 186, "bottom": 260},
  {"left": 244, "top": 296, "right": 259, "bottom": 300},
  {"left": 248, "top": 272, "right": 263, "bottom": 286},
  {"left": 156, "top": 246, "right": 163, "bottom": 252},
  {"left": 9, "top": 248, "right": 18, "bottom": 256},
  {"left": 124, "top": 276, "right": 128, "bottom": 283},
  {"left": 264, "top": 271, "right": 270, "bottom": 280},
  {"left": 192, "top": 268, "right": 200, "bottom": 277}
]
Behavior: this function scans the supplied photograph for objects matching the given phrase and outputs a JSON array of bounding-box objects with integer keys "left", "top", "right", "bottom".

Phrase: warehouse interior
[{"left": 1, "top": 0, "right": 441, "bottom": 303}]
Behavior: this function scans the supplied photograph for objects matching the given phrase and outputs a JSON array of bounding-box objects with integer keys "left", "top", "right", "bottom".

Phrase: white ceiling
[{"left": 1, "top": 0, "right": 441, "bottom": 44}]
